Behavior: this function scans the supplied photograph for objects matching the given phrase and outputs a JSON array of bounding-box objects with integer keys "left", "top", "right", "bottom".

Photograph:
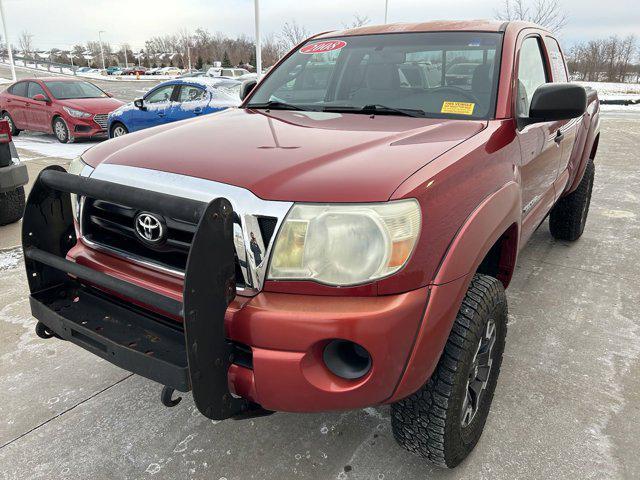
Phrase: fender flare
[
  {"left": 387, "top": 181, "right": 521, "bottom": 402},
  {"left": 566, "top": 108, "right": 600, "bottom": 195},
  {"left": 433, "top": 181, "right": 521, "bottom": 286}
]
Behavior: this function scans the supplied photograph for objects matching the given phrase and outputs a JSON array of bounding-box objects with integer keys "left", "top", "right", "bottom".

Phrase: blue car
[{"left": 107, "top": 78, "right": 241, "bottom": 138}]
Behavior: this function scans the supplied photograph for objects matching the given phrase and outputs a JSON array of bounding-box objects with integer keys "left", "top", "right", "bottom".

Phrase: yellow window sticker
[{"left": 441, "top": 101, "right": 475, "bottom": 115}]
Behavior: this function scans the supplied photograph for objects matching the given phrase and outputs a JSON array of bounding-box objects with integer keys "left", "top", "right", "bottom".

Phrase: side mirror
[
  {"left": 240, "top": 79, "right": 257, "bottom": 101},
  {"left": 32, "top": 94, "right": 48, "bottom": 102},
  {"left": 528, "top": 83, "right": 587, "bottom": 122},
  {"left": 133, "top": 98, "right": 146, "bottom": 110}
]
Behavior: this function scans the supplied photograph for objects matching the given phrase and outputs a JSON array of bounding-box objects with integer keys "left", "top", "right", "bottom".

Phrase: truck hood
[{"left": 83, "top": 108, "right": 485, "bottom": 202}]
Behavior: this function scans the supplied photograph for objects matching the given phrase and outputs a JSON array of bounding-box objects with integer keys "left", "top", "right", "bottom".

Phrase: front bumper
[
  {"left": 66, "top": 116, "right": 107, "bottom": 138},
  {"left": 68, "top": 240, "right": 430, "bottom": 412},
  {"left": 24, "top": 166, "right": 431, "bottom": 416}
]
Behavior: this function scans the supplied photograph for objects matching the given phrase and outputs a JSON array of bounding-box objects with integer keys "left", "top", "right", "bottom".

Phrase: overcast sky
[{"left": 1, "top": 0, "right": 638, "bottom": 51}]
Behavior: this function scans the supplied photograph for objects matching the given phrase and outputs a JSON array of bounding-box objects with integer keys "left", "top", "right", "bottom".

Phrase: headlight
[
  {"left": 268, "top": 199, "right": 421, "bottom": 286},
  {"left": 68, "top": 156, "right": 90, "bottom": 220},
  {"left": 63, "top": 106, "right": 91, "bottom": 118}
]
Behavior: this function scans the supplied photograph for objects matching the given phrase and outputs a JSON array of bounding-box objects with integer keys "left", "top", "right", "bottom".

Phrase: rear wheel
[
  {"left": 110, "top": 122, "right": 128, "bottom": 138},
  {"left": 1, "top": 112, "right": 21, "bottom": 136},
  {"left": 549, "top": 159, "right": 595, "bottom": 241},
  {"left": 0, "top": 186, "right": 26, "bottom": 226},
  {"left": 391, "top": 274, "right": 507, "bottom": 468},
  {"left": 53, "top": 117, "right": 73, "bottom": 143}
]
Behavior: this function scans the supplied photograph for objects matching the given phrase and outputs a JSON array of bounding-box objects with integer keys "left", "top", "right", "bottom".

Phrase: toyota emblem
[{"left": 134, "top": 212, "right": 166, "bottom": 245}]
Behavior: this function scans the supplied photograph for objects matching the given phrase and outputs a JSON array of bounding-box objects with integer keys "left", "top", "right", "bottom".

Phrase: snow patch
[
  {"left": 0, "top": 247, "right": 22, "bottom": 271},
  {"left": 12, "top": 132, "right": 99, "bottom": 159}
]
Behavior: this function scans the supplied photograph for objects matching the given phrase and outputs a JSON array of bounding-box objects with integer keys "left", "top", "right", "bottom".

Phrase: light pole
[
  {"left": 187, "top": 44, "right": 192, "bottom": 71},
  {"left": 123, "top": 46, "right": 129, "bottom": 68},
  {"left": 98, "top": 30, "right": 106, "bottom": 69},
  {"left": 384, "top": 0, "right": 389, "bottom": 23},
  {"left": 0, "top": 0, "right": 16, "bottom": 81},
  {"left": 254, "top": 0, "right": 262, "bottom": 78}
]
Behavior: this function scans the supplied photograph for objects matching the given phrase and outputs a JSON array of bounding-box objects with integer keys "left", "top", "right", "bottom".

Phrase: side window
[
  {"left": 517, "top": 37, "right": 548, "bottom": 117},
  {"left": 145, "top": 85, "right": 175, "bottom": 104},
  {"left": 178, "top": 85, "right": 206, "bottom": 102},
  {"left": 544, "top": 37, "right": 568, "bottom": 82},
  {"left": 27, "top": 82, "right": 47, "bottom": 99},
  {"left": 9, "top": 81, "right": 28, "bottom": 97}
]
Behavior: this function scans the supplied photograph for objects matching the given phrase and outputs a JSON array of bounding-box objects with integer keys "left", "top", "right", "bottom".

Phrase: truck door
[
  {"left": 515, "top": 35, "right": 563, "bottom": 242},
  {"left": 543, "top": 36, "right": 578, "bottom": 186}
]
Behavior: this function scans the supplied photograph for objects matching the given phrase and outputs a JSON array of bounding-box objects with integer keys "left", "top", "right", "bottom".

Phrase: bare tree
[
  {"left": 262, "top": 33, "right": 286, "bottom": 66},
  {"left": 495, "top": 0, "right": 568, "bottom": 32},
  {"left": 18, "top": 30, "right": 34, "bottom": 57},
  {"left": 343, "top": 13, "right": 371, "bottom": 29},
  {"left": 567, "top": 35, "right": 638, "bottom": 82},
  {"left": 279, "top": 20, "right": 310, "bottom": 50}
]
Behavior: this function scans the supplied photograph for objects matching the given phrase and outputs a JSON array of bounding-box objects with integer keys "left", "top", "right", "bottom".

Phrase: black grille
[{"left": 82, "top": 198, "right": 278, "bottom": 285}]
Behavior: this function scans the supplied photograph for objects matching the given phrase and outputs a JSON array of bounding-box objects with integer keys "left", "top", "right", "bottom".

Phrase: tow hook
[
  {"left": 35, "top": 322, "right": 57, "bottom": 340},
  {"left": 161, "top": 386, "right": 182, "bottom": 408}
]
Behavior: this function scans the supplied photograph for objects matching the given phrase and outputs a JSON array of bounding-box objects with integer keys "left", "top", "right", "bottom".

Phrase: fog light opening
[{"left": 323, "top": 340, "right": 372, "bottom": 380}]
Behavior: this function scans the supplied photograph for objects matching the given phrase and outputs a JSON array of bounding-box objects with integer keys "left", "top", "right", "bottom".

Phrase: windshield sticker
[
  {"left": 300, "top": 40, "right": 347, "bottom": 55},
  {"left": 441, "top": 101, "right": 475, "bottom": 115}
]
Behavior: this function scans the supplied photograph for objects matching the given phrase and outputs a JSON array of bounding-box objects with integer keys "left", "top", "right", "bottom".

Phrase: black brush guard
[{"left": 22, "top": 165, "right": 253, "bottom": 420}]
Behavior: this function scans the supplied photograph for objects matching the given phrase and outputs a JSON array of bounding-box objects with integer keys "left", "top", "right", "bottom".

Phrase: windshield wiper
[
  {"left": 323, "top": 104, "right": 427, "bottom": 118},
  {"left": 245, "top": 100, "right": 312, "bottom": 111}
]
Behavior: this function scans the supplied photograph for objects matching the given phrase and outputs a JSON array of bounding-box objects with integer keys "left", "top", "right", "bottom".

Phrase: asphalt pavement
[{"left": 0, "top": 110, "right": 639, "bottom": 479}]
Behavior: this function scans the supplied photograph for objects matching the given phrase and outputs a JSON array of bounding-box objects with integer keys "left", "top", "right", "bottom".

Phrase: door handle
[
  {"left": 554, "top": 130, "right": 564, "bottom": 144},
  {"left": 193, "top": 107, "right": 202, "bottom": 115},
  {"left": 157, "top": 112, "right": 165, "bottom": 117}
]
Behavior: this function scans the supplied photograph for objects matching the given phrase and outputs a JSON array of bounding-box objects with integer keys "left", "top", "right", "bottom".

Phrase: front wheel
[
  {"left": 110, "top": 122, "right": 128, "bottom": 138},
  {"left": 391, "top": 274, "right": 508, "bottom": 468},
  {"left": 53, "top": 117, "right": 73, "bottom": 143}
]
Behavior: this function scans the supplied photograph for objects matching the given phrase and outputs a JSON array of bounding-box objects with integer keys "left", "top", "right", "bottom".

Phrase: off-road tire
[
  {"left": 549, "top": 159, "right": 595, "bottom": 241},
  {"left": 391, "top": 274, "right": 508, "bottom": 468},
  {"left": 0, "top": 186, "right": 26, "bottom": 226},
  {"left": 2, "top": 112, "right": 21, "bottom": 136}
]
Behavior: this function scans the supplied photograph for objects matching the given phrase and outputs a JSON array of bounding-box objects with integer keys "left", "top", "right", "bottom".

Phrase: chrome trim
[{"left": 83, "top": 164, "right": 293, "bottom": 296}]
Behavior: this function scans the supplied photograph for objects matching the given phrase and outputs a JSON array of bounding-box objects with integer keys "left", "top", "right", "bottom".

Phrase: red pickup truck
[{"left": 23, "top": 20, "right": 600, "bottom": 468}]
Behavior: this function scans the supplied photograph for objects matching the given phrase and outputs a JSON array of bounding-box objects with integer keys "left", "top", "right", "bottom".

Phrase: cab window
[
  {"left": 517, "top": 37, "right": 549, "bottom": 117},
  {"left": 145, "top": 85, "right": 175, "bottom": 104},
  {"left": 544, "top": 37, "right": 568, "bottom": 82}
]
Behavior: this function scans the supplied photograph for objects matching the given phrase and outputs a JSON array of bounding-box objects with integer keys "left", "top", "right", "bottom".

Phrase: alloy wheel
[
  {"left": 54, "top": 119, "right": 68, "bottom": 142},
  {"left": 112, "top": 125, "right": 127, "bottom": 137},
  {"left": 461, "top": 318, "right": 496, "bottom": 428}
]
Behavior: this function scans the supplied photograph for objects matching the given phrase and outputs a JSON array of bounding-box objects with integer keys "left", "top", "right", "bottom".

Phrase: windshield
[
  {"left": 43, "top": 81, "right": 108, "bottom": 100},
  {"left": 247, "top": 32, "right": 502, "bottom": 119}
]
